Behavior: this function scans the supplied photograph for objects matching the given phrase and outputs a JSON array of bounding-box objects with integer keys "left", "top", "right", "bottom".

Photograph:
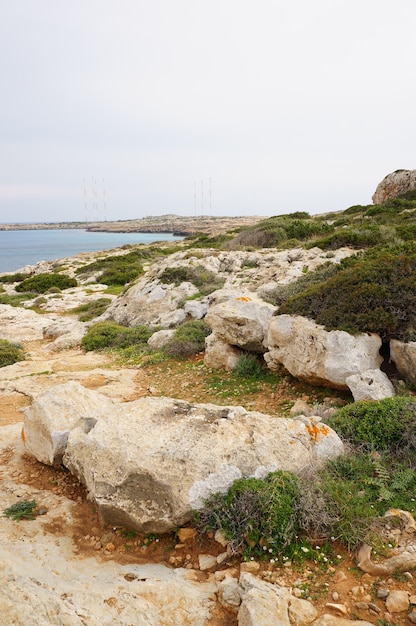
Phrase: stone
[
  {"left": 21, "top": 387, "right": 340, "bottom": 533},
  {"left": 203, "top": 333, "right": 243, "bottom": 370},
  {"left": 238, "top": 573, "right": 291, "bottom": 626},
  {"left": 177, "top": 528, "right": 197, "bottom": 542},
  {"left": 147, "top": 329, "right": 175, "bottom": 349},
  {"left": 23, "top": 381, "right": 114, "bottom": 466},
  {"left": 265, "top": 315, "right": 382, "bottom": 389},
  {"left": 288, "top": 597, "right": 318, "bottom": 625},
  {"left": 345, "top": 368, "right": 395, "bottom": 401},
  {"left": 205, "top": 295, "right": 276, "bottom": 352},
  {"left": 372, "top": 169, "right": 416, "bottom": 204},
  {"left": 198, "top": 554, "right": 217, "bottom": 571},
  {"left": 183, "top": 298, "right": 209, "bottom": 320},
  {"left": 325, "top": 603, "right": 348, "bottom": 616},
  {"left": 390, "top": 339, "right": 416, "bottom": 384},
  {"left": 217, "top": 576, "right": 242, "bottom": 609},
  {"left": 409, "top": 611, "right": 416, "bottom": 624},
  {"left": 385, "top": 590, "right": 410, "bottom": 613}
]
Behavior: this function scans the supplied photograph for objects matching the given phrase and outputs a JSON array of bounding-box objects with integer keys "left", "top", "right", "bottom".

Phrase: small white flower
[
  {"left": 301, "top": 547, "right": 309, "bottom": 553},
  {"left": 268, "top": 548, "right": 273, "bottom": 553},
  {"left": 323, "top": 556, "right": 328, "bottom": 562},
  {"left": 263, "top": 546, "right": 267, "bottom": 550},
  {"left": 337, "top": 555, "right": 342, "bottom": 559},
  {"left": 315, "top": 546, "right": 320, "bottom": 550}
]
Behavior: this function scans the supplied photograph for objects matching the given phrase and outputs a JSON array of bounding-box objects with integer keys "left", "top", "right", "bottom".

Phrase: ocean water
[{"left": 0, "top": 229, "right": 183, "bottom": 273}]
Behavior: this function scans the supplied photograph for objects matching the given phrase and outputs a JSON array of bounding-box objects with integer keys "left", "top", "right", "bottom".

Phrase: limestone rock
[
  {"left": 0, "top": 303, "right": 49, "bottom": 342},
  {"left": 23, "top": 381, "right": 114, "bottom": 466},
  {"left": 288, "top": 597, "right": 318, "bottom": 625},
  {"left": 265, "top": 315, "right": 382, "bottom": 389},
  {"left": 21, "top": 384, "right": 342, "bottom": 532},
  {"left": 147, "top": 329, "right": 175, "bottom": 349},
  {"left": 238, "top": 573, "right": 291, "bottom": 626},
  {"left": 205, "top": 295, "right": 276, "bottom": 352},
  {"left": 102, "top": 277, "right": 198, "bottom": 327},
  {"left": 372, "top": 169, "right": 416, "bottom": 204},
  {"left": 218, "top": 575, "right": 242, "bottom": 609},
  {"left": 203, "top": 333, "right": 243, "bottom": 370},
  {"left": 385, "top": 590, "right": 410, "bottom": 613},
  {"left": 390, "top": 339, "right": 416, "bottom": 384},
  {"left": 345, "top": 369, "right": 395, "bottom": 401}
]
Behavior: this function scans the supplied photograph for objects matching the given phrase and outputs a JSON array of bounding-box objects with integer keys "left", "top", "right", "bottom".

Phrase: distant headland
[{"left": 0, "top": 214, "right": 263, "bottom": 237}]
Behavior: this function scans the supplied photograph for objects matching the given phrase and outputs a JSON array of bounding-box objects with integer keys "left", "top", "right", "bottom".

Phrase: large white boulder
[
  {"left": 390, "top": 339, "right": 416, "bottom": 384},
  {"left": 23, "top": 383, "right": 343, "bottom": 533},
  {"left": 205, "top": 295, "right": 276, "bottom": 352},
  {"left": 23, "top": 381, "right": 114, "bottom": 466},
  {"left": 265, "top": 315, "right": 383, "bottom": 389}
]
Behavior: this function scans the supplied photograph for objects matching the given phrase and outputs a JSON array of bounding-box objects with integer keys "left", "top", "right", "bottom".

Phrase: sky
[{"left": 1, "top": 0, "right": 415, "bottom": 224}]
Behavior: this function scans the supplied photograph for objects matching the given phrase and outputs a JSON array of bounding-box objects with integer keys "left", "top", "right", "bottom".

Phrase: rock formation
[
  {"left": 372, "top": 169, "right": 416, "bottom": 204},
  {"left": 23, "top": 382, "right": 343, "bottom": 533}
]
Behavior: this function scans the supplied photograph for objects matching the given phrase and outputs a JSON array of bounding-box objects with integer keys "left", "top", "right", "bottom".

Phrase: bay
[{"left": 0, "top": 229, "right": 183, "bottom": 273}]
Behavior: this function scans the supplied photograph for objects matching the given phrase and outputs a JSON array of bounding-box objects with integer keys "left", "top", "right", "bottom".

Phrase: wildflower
[{"left": 301, "top": 547, "right": 309, "bottom": 553}]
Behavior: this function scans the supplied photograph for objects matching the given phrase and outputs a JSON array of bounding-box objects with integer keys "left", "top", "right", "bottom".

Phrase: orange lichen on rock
[
  {"left": 21, "top": 427, "right": 26, "bottom": 445},
  {"left": 236, "top": 296, "right": 252, "bottom": 302},
  {"left": 306, "top": 423, "right": 330, "bottom": 442}
]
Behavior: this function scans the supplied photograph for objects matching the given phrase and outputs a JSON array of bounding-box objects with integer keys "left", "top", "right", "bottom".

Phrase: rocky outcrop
[
  {"left": 345, "top": 369, "right": 395, "bottom": 401},
  {"left": 23, "top": 383, "right": 343, "bottom": 533},
  {"left": 390, "top": 339, "right": 416, "bottom": 384},
  {"left": 101, "top": 277, "right": 195, "bottom": 327},
  {"left": 372, "top": 169, "right": 416, "bottom": 204},
  {"left": 205, "top": 295, "right": 276, "bottom": 353},
  {"left": 265, "top": 315, "right": 383, "bottom": 390}
]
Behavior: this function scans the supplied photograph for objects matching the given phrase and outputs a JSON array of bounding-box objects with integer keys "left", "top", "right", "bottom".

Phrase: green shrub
[
  {"left": 70, "top": 297, "right": 112, "bottom": 321},
  {"left": 15, "top": 273, "right": 77, "bottom": 294},
  {"left": 81, "top": 321, "right": 153, "bottom": 351},
  {"left": 0, "top": 272, "right": 30, "bottom": 284},
  {"left": 229, "top": 215, "right": 331, "bottom": 249},
  {"left": 3, "top": 499, "right": 38, "bottom": 521},
  {"left": 159, "top": 265, "right": 224, "bottom": 295},
  {"left": 163, "top": 320, "right": 210, "bottom": 358},
  {"left": 198, "top": 471, "right": 299, "bottom": 554},
  {"left": 233, "top": 353, "right": 264, "bottom": 378},
  {"left": 279, "top": 243, "right": 416, "bottom": 341},
  {"left": 0, "top": 339, "right": 25, "bottom": 367},
  {"left": 327, "top": 396, "right": 416, "bottom": 456}
]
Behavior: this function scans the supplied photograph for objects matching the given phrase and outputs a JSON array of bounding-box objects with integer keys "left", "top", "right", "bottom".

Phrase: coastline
[{"left": 0, "top": 214, "right": 263, "bottom": 236}]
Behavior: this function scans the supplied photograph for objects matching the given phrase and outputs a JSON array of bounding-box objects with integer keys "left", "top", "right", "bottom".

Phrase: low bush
[
  {"left": 70, "top": 297, "right": 112, "bottom": 321},
  {"left": 159, "top": 265, "right": 223, "bottom": 296},
  {"left": 15, "top": 273, "right": 77, "bottom": 294},
  {"left": 0, "top": 339, "right": 25, "bottom": 367},
  {"left": 229, "top": 215, "right": 331, "bottom": 249},
  {"left": 279, "top": 243, "right": 416, "bottom": 341},
  {"left": 163, "top": 320, "right": 210, "bottom": 358},
  {"left": 198, "top": 471, "right": 299, "bottom": 555},
  {"left": 81, "top": 321, "right": 153, "bottom": 351},
  {"left": 0, "top": 272, "right": 30, "bottom": 284},
  {"left": 326, "top": 396, "right": 416, "bottom": 457}
]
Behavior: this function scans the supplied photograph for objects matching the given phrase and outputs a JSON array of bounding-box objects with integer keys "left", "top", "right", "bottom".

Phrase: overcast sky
[{"left": 1, "top": 1, "right": 415, "bottom": 223}]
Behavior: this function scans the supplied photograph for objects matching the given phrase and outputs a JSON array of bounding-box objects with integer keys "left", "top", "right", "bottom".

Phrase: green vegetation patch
[
  {"left": 15, "top": 273, "right": 77, "bottom": 294},
  {"left": 0, "top": 339, "right": 25, "bottom": 367},
  {"left": 159, "top": 265, "right": 224, "bottom": 296},
  {"left": 81, "top": 321, "right": 153, "bottom": 352},
  {"left": 279, "top": 243, "right": 416, "bottom": 341},
  {"left": 228, "top": 213, "right": 331, "bottom": 249},
  {"left": 75, "top": 246, "right": 176, "bottom": 287},
  {"left": 3, "top": 499, "right": 38, "bottom": 521},
  {"left": 0, "top": 272, "right": 30, "bottom": 284},
  {"left": 198, "top": 471, "right": 300, "bottom": 555},
  {"left": 163, "top": 320, "right": 210, "bottom": 358},
  {"left": 70, "top": 297, "right": 112, "bottom": 321}
]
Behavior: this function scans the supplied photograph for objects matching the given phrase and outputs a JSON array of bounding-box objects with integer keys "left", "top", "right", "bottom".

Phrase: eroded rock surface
[
  {"left": 372, "top": 169, "right": 416, "bottom": 204},
  {"left": 23, "top": 383, "right": 343, "bottom": 533}
]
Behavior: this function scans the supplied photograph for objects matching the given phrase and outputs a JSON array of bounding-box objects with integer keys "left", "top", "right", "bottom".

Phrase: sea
[{"left": 0, "top": 229, "right": 183, "bottom": 274}]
